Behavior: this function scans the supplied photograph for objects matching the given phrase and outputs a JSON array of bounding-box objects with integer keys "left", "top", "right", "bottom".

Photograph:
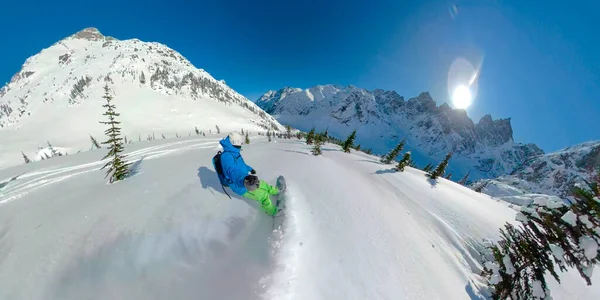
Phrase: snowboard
[{"left": 272, "top": 175, "right": 287, "bottom": 231}]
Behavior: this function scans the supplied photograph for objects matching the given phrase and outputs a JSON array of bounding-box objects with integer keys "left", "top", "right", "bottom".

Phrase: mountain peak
[{"left": 70, "top": 27, "right": 111, "bottom": 41}]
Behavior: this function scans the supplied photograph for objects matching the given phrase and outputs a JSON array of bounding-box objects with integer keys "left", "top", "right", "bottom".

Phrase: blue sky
[{"left": 0, "top": 0, "right": 598, "bottom": 152}]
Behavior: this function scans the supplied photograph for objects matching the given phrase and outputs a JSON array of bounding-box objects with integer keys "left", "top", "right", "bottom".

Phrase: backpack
[
  {"left": 212, "top": 151, "right": 233, "bottom": 199},
  {"left": 212, "top": 151, "right": 228, "bottom": 186}
]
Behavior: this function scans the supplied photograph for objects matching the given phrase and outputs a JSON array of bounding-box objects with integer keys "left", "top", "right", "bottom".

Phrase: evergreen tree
[
  {"left": 98, "top": 84, "right": 130, "bottom": 183},
  {"left": 202, "top": 132, "right": 206, "bottom": 137},
  {"left": 21, "top": 151, "right": 31, "bottom": 164},
  {"left": 474, "top": 180, "right": 488, "bottom": 193},
  {"left": 241, "top": 128, "right": 244, "bottom": 135},
  {"left": 445, "top": 172, "right": 453, "bottom": 180},
  {"left": 140, "top": 71, "right": 146, "bottom": 84},
  {"left": 483, "top": 173, "right": 600, "bottom": 300},
  {"left": 395, "top": 152, "right": 412, "bottom": 172},
  {"left": 286, "top": 125, "right": 292, "bottom": 139},
  {"left": 381, "top": 139, "right": 406, "bottom": 164},
  {"left": 364, "top": 148, "right": 373, "bottom": 155},
  {"left": 408, "top": 159, "right": 417, "bottom": 168},
  {"left": 138, "top": 134, "right": 141, "bottom": 142},
  {"left": 428, "top": 152, "right": 453, "bottom": 179},
  {"left": 306, "top": 127, "right": 316, "bottom": 145},
  {"left": 422, "top": 162, "right": 434, "bottom": 172},
  {"left": 297, "top": 132, "right": 302, "bottom": 139},
  {"left": 153, "top": 132, "right": 155, "bottom": 140},
  {"left": 47, "top": 141, "right": 61, "bottom": 157},
  {"left": 458, "top": 171, "right": 470, "bottom": 185},
  {"left": 245, "top": 132, "right": 250, "bottom": 144},
  {"left": 195, "top": 126, "right": 200, "bottom": 135},
  {"left": 215, "top": 125, "right": 220, "bottom": 134},
  {"left": 90, "top": 134, "right": 101, "bottom": 149},
  {"left": 342, "top": 130, "right": 357, "bottom": 153},
  {"left": 176, "top": 133, "right": 180, "bottom": 138},
  {"left": 311, "top": 134, "right": 324, "bottom": 156},
  {"left": 124, "top": 136, "right": 128, "bottom": 144},
  {"left": 355, "top": 144, "right": 361, "bottom": 151},
  {"left": 162, "top": 133, "right": 166, "bottom": 139},
  {"left": 323, "top": 128, "right": 329, "bottom": 140},
  {"left": 267, "top": 131, "right": 272, "bottom": 142}
]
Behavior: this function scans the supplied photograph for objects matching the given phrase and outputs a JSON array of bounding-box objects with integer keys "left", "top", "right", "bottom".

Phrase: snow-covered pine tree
[
  {"left": 98, "top": 84, "right": 130, "bottom": 183},
  {"left": 286, "top": 125, "right": 292, "bottom": 139},
  {"left": 311, "top": 134, "right": 324, "bottom": 156},
  {"left": 161, "top": 133, "right": 166, "bottom": 139},
  {"left": 381, "top": 139, "right": 405, "bottom": 164},
  {"left": 21, "top": 151, "right": 31, "bottom": 164},
  {"left": 267, "top": 131, "right": 272, "bottom": 142},
  {"left": 90, "top": 134, "right": 101, "bottom": 149},
  {"left": 202, "top": 132, "right": 206, "bottom": 137},
  {"left": 297, "top": 132, "right": 302, "bottom": 139},
  {"left": 176, "top": 133, "right": 180, "bottom": 138},
  {"left": 140, "top": 71, "right": 146, "bottom": 84},
  {"left": 355, "top": 144, "right": 361, "bottom": 151},
  {"left": 428, "top": 152, "right": 452, "bottom": 179},
  {"left": 124, "top": 136, "right": 128, "bottom": 144},
  {"left": 138, "top": 134, "right": 141, "bottom": 142},
  {"left": 195, "top": 126, "right": 200, "bottom": 135},
  {"left": 422, "top": 163, "right": 433, "bottom": 172},
  {"left": 215, "top": 125, "right": 220, "bottom": 134},
  {"left": 395, "top": 152, "right": 412, "bottom": 172},
  {"left": 483, "top": 173, "right": 600, "bottom": 300},
  {"left": 342, "top": 130, "right": 357, "bottom": 153},
  {"left": 241, "top": 128, "right": 244, "bottom": 135},
  {"left": 47, "top": 141, "right": 61, "bottom": 157},
  {"left": 245, "top": 132, "right": 250, "bottom": 144},
  {"left": 458, "top": 171, "right": 470, "bottom": 185},
  {"left": 306, "top": 128, "right": 316, "bottom": 145},
  {"left": 445, "top": 172, "right": 453, "bottom": 180},
  {"left": 323, "top": 128, "right": 329, "bottom": 140}
]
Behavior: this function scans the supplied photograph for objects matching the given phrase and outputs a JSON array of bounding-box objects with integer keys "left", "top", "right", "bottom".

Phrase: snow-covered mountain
[
  {"left": 476, "top": 140, "right": 600, "bottom": 200},
  {"left": 0, "top": 136, "right": 596, "bottom": 299},
  {"left": 256, "top": 85, "right": 543, "bottom": 179},
  {"left": 0, "top": 27, "right": 282, "bottom": 169}
]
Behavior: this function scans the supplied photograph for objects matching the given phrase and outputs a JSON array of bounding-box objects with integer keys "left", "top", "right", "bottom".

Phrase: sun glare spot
[{"left": 452, "top": 85, "right": 472, "bottom": 109}]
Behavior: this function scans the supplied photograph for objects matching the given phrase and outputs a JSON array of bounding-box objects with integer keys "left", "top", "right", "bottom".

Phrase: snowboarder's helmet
[{"left": 228, "top": 132, "right": 244, "bottom": 147}]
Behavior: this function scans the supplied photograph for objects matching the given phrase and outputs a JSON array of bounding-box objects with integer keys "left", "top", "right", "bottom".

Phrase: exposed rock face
[
  {"left": 474, "top": 141, "right": 600, "bottom": 199},
  {"left": 257, "top": 85, "right": 544, "bottom": 178}
]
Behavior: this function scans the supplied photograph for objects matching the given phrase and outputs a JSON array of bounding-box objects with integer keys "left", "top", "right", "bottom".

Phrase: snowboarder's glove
[
  {"left": 243, "top": 175, "right": 260, "bottom": 191},
  {"left": 250, "top": 169, "right": 256, "bottom": 175}
]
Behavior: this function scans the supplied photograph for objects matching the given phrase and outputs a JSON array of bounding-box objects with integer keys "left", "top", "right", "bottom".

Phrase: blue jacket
[{"left": 218, "top": 136, "right": 253, "bottom": 195}]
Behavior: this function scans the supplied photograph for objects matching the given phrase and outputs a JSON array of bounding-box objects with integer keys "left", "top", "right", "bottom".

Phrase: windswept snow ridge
[{"left": 0, "top": 136, "right": 597, "bottom": 299}]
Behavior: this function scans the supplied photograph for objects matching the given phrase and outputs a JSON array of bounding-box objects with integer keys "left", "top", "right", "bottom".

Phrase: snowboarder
[{"left": 215, "top": 132, "right": 282, "bottom": 216}]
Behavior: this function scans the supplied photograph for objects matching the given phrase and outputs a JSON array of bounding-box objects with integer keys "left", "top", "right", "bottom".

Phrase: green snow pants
[{"left": 243, "top": 180, "right": 279, "bottom": 216}]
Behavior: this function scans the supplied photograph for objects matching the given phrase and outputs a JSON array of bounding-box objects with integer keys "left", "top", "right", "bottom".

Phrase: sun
[{"left": 452, "top": 85, "right": 472, "bottom": 109}]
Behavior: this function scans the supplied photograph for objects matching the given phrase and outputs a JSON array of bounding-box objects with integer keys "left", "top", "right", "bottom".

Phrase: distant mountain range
[
  {"left": 256, "top": 85, "right": 543, "bottom": 179},
  {"left": 0, "top": 28, "right": 282, "bottom": 168}
]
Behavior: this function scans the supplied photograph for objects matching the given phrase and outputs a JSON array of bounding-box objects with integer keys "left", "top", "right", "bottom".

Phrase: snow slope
[
  {"left": 0, "top": 28, "right": 282, "bottom": 169},
  {"left": 256, "top": 85, "right": 543, "bottom": 180},
  {"left": 0, "top": 136, "right": 597, "bottom": 299}
]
